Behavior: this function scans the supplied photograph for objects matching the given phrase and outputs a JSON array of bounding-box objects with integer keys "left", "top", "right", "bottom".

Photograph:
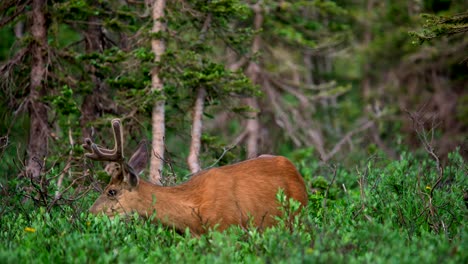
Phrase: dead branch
[
  {"left": 230, "top": 129, "right": 248, "bottom": 148},
  {"left": 55, "top": 124, "right": 75, "bottom": 199},
  {"left": 0, "top": 47, "right": 28, "bottom": 78},
  {"left": 406, "top": 109, "right": 449, "bottom": 235},
  {"left": 205, "top": 145, "right": 237, "bottom": 170},
  {"left": 263, "top": 79, "right": 302, "bottom": 147},
  {"left": 0, "top": 0, "right": 31, "bottom": 27},
  {"left": 229, "top": 56, "right": 249, "bottom": 71},
  {"left": 269, "top": 77, "right": 309, "bottom": 106},
  {"left": 322, "top": 164, "right": 337, "bottom": 209},
  {"left": 406, "top": 110, "right": 442, "bottom": 173},
  {"left": 323, "top": 119, "right": 375, "bottom": 162}
]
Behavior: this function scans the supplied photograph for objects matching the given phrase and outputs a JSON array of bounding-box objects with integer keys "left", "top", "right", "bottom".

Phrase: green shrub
[{"left": 0, "top": 151, "right": 466, "bottom": 263}]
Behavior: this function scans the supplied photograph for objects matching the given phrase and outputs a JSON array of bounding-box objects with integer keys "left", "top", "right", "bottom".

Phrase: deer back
[{"left": 183, "top": 156, "right": 308, "bottom": 231}]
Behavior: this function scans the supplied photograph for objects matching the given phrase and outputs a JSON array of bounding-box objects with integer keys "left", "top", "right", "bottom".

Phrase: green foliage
[
  {"left": 194, "top": 0, "right": 249, "bottom": 19},
  {"left": 1, "top": 151, "right": 466, "bottom": 263},
  {"left": 263, "top": 0, "right": 349, "bottom": 48},
  {"left": 457, "top": 95, "right": 468, "bottom": 126},
  {"left": 0, "top": 26, "right": 16, "bottom": 61},
  {"left": 409, "top": 12, "right": 468, "bottom": 43},
  {"left": 48, "top": 85, "right": 80, "bottom": 116},
  {"left": 180, "top": 59, "right": 258, "bottom": 97}
]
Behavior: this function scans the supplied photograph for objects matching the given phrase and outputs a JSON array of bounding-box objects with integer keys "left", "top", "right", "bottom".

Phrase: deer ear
[
  {"left": 128, "top": 140, "right": 149, "bottom": 176},
  {"left": 123, "top": 164, "right": 139, "bottom": 188}
]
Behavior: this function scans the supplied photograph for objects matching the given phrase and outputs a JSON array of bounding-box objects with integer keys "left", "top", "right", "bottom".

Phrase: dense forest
[{"left": 0, "top": 0, "right": 467, "bottom": 262}]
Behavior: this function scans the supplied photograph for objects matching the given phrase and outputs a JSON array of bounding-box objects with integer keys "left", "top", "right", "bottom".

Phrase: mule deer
[{"left": 84, "top": 119, "right": 308, "bottom": 235}]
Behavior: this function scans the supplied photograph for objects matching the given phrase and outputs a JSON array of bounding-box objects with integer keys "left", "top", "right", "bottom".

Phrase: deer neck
[{"left": 135, "top": 179, "right": 203, "bottom": 234}]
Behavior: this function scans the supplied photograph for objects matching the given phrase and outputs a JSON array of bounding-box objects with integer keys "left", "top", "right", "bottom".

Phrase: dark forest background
[{"left": 1, "top": 0, "right": 466, "bottom": 180}]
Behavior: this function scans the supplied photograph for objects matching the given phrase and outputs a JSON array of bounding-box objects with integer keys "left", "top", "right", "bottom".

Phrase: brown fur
[{"left": 90, "top": 156, "right": 308, "bottom": 236}]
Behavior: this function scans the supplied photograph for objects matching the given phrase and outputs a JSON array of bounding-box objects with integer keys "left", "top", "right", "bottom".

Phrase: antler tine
[
  {"left": 83, "top": 118, "right": 125, "bottom": 162},
  {"left": 111, "top": 118, "right": 124, "bottom": 160}
]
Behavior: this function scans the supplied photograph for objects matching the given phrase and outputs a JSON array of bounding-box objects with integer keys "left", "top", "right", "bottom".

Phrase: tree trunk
[
  {"left": 187, "top": 87, "right": 206, "bottom": 173},
  {"left": 149, "top": 0, "right": 167, "bottom": 185},
  {"left": 244, "top": 96, "right": 260, "bottom": 158},
  {"left": 244, "top": 3, "right": 263, "bottom": 158},
  {"left": 362, "top": 0, "right": 374, "bottom": 101},
  {"left": 186, "top": 14, "right": 212, "bottom": 172},
  {"left": 14, "top": 21, "right": 24, "bottom": 38},
  {"left": 25, "top": 0, "right": 48, "bottom": 178},
  {"left": 81, "top": 16, "right": 104, "bottom": 139}
]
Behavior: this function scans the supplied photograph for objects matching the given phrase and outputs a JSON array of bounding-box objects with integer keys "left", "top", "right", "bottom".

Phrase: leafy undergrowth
[{"left": 0, "top": 151, "right": 466, "bottom": 263}]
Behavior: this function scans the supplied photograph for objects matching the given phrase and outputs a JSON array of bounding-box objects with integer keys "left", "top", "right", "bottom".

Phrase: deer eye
[{"left": 107, "top": 189, "right": 118, "bottom": 197}]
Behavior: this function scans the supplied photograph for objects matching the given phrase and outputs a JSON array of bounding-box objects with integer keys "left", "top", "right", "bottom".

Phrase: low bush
[{"left": 0, "top": 150, "right": 466, "bottom": 263}]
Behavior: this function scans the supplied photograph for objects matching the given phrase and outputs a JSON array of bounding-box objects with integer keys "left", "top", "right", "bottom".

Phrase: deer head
[{"left": 83, "top": 119, "right": 148, "bottom": 216}]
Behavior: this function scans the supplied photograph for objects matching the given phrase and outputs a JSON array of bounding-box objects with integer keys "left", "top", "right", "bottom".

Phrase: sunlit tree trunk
[
  {"left": 149, "top": 0, "right": 166, "bottom": 185},
  {"left": 187, "top": 87, "right": 206, "bottom": 173},
  {"left": 25, "top": 0, "right": 48, "bottom": 178}
]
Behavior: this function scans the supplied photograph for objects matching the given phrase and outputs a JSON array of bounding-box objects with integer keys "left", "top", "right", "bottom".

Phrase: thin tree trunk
[
  {"left": 149, "top": 0, "right": 166, "bottom": 185},
  {"left": 118, "top": 0, "right": 130, "bottom": 51},
  {"left": 244, "top": 3, "right": 263, "bottom": 158},
  {"left": 187, "top": 87, "right": 206, "bottom": 173},
  {"left": 362, "top": 0, "right": 374, "bottom": 101},
  {"left": 25, "top": 0, "right": 48, "bottom": 178},
  {"left": 14, "top": 21, "right": 24, "bottom": 38},
  {"left": 244, "top": 97, "right": 260, "bottom": 158},
  {"left": 186, "top": 14, "right": 212, "bottom": 172},
  {"left": 81, "top": 16, "right": 104, "bottom": 139},
  {"left": 303, "top": 50, "right": 314, "bottom": 85}
]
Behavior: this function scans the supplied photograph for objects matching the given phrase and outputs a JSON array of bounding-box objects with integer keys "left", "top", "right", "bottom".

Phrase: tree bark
[
  {"left": 14, "top": 21, "right": 24, "bottom": 38},
  {"left": 149, "top": 0, "right": 166, "bottom": 185},
  {"left": 244, "top": 97, "right": 260, "bottom": 158},
  {"left": 244, "top": 3, "right": 263, "bottom": 158},
  {"left": 187, "top": 87, "right": 206, "bottom": 173},
  {"left": 25, "top": 0, "right": 48, "bottom": 178},
  {"left": 81, "top": 16, "right": 104, "bottom": 139},
  {"left": 362, "top": 0, "right": 374, "bottom": 101}
]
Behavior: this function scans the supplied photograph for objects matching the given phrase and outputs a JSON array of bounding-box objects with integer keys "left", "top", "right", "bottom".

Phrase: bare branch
[
  {"left": 228, "top": 56, "right": 249, "bottom": 71},
  {"left": 323, "top": 119, "right": 375, "bottom": 162},
  {"left": 263, "top": 79, "right": 302, "bottom": 147},
  {"left": 0, "top": 47, "right": 28, "bottom": 75},
  {"left": 406, "top": 110, "right": 442, "bottom": 173},
  {"left": 0, "top": 0, "right": 31, "bottom": 27},
  {"left": 55, "top": 125, "right": 75, "bottom": 199}
]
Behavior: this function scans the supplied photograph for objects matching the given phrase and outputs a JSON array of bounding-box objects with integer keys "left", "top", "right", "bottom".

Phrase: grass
[{"left": 0, "top": 150, "right": 466, "bottom": 263}]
